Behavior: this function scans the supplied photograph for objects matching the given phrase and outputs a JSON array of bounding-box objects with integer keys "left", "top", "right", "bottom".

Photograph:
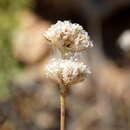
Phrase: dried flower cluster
[
  {"left": 43, "top": 21, "right": 93, "bottom": 130},
  {"left": 44, "top": 21, "right": 93, "bottom": 86},
  {"left": 45, "top": 58, "right": 91, "bottom": 86},
  {"left": 44, "top": 21, "right": 93, "bottom": 52}
]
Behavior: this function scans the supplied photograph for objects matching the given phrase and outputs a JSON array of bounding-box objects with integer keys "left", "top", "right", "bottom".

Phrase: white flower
[
  {"left": 44, "top": 58, "right": 91, "bottom": 86},
  {"left": 118, "top": 30, "right": 130, "bottom": 51},
  {"left": 44, "top": 21, "right": 93, "bottom": 52}
]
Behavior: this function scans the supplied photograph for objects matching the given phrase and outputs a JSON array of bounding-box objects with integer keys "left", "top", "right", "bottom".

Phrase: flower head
[
  {"left": 44, "top": 21, "right": 93, "bottom": 52},
  {"left": 44, "top": 58, "right": 91, "bottom": 86}
]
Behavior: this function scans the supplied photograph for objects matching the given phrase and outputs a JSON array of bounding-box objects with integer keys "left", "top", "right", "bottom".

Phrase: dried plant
[{"left": 43, "top": 21, "right": 93, "bottom": 130}]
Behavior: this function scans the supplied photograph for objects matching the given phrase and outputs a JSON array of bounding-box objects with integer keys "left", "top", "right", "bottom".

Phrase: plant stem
[{"left": 60, "top": 93, "right": 65, "bottom": 130}]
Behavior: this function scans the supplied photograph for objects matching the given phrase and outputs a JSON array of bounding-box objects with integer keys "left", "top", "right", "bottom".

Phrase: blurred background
[{"left": 1, "top": 0, "right": 130, "bottom": 130}]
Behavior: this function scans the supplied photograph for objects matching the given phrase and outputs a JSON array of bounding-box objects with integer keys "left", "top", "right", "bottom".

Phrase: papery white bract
[
  {"left": 44, "top": 21, "right": 93, "bottom": 52},
  {"left": 45, "top": 59, "right": 91, "bottom": 86}
]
